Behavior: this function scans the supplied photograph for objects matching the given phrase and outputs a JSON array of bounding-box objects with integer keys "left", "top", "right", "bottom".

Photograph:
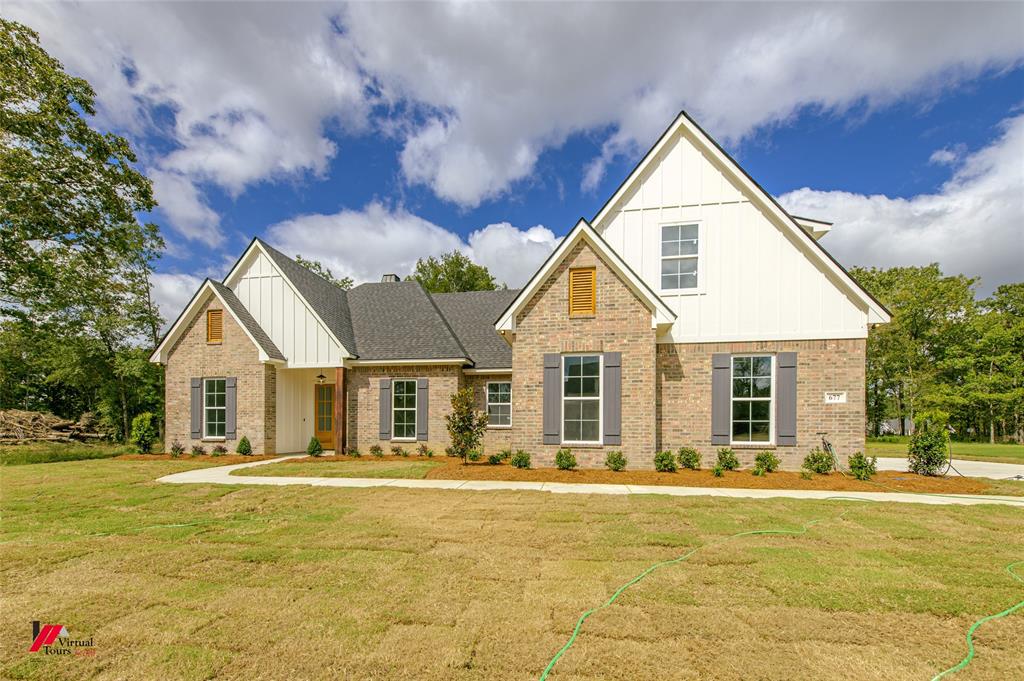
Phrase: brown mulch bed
[
  {"left": 281, "top": 454, "right": 998, "bottom": 495},
  {"left": 116, "top": 454, "right": 280, "bottom": 465}
]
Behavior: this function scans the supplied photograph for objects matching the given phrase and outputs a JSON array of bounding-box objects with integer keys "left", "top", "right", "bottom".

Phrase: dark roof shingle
[{"left": 430, "top": 290, "right": 518, "bottom": 369}]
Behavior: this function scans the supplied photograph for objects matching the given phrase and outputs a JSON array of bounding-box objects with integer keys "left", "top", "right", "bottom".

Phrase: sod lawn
[
  {"left": 2, "top": 458, "right": 1022, "bottom": 680},
  {"left": 866, "top": 438, "right": 1024, "bottom": 465}
]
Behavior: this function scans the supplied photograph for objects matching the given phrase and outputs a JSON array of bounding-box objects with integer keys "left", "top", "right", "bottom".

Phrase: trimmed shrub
[
  {"left": 467, "top": 450, "right": 482, "bottom": 462},
  {"left": 369, "top": 444, "right": 384, "bottom": 457},
  {"left": 487, "top": 453, "right": 502, "bottom": 465},
  {"left": 191, "top": 444, "right": 206, "bottom": 456},
  {"left": 236, "top": 436, "right": 252, "bottom": 455},
  {"left": 848, "top": 451, "right": 877, "bottom": 480},
  {"left": 212, "top": 444, "right": 228, "bottom": 456},
  {"left": 307, "top": 437, "right": 323, "bottom": 456},
  {"left": 799, "top": 468, "right": 813, "bottom": 480},
  {"left": 716, "top": 448, "right": 739, "bottom": 471},
  {"left": 555, "top": 448, "right": 577, "bottom": 470},
  {"left": 425, "top": 448, "right": 434, "bottom": 458},
  {"left": 711, "top": 464, "right": 724, "bottom": 477},
  {"left": 752, "top": 464, "right": 766, "bottom": 477},
  {"left": 510, "top": 450, "right": 531, "bottom": 469},
  {"left": 498, "top": 449, "right": 512, "bottom": 462},
  {"left": 348, "top": 448, "right": 361, "bottom": 458},
  {"left": 654, "top": 450, "right": 678, "bottom": 472},
  {"left": 754, "top": 450, "right": 781, "bottom": 473},
  {"left": 417, "top": 443, "right": 430, "bottom": 457},
  {"left": 391, "top": 445, "right": 407, "bottom": 457},
  {"left": 130, "top": 412, "right": 157, "bottom": 454},
  {"left": 605, "top": 450, "right": 627, "bottom": 471},
  {"left": 907, "top": 429, "right": 948, "bottom": 476},
  {"left": 677, "top": 447, "right": 701, "bottom": 470},
  {"left": 170, "top": 440, "right": 185, "bottom": 458},
  {"left": 803, "top": 448, "right": 833, "bottom": 474}
]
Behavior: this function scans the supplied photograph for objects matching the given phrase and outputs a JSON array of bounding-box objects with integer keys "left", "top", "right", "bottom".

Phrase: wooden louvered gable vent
[
  {"left": 206, "top": 309, "right": 223, "bottom": 343},
  {"left": 568, "top": 267, "right": 596, "bottom": 317}
]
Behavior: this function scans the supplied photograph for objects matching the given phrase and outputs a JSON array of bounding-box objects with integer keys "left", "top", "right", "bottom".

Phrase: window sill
[
  {"left": 561, "top": 442, "right": 604, "bottom": 449},
  {"left": 487, "top": 425, "right": 511, "bottom": 430},
  {"left": 202, "top": 437, "right": 226, "bottom": 442},
  {"left": 391, "top": 437, "right": 417, "bottom": 442},
  {"left": 729, "top": 442, "right": 774, "bottom": 448}
]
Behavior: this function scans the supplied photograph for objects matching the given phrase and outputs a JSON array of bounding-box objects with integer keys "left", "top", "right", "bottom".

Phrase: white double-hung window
[
  {"left": 562, "top": 355, "right": 601, "bottom": 443},
  {"left": 204, "top": 378, "right": 226, "bottom": 438},
  {"left": 392, "top": 379, "right": 417, "bottom": 439},
  {"left": 486, "top": 382, "right": 511, "bottom": 427},
  {"left": 731, "top": 356, "right": 773, "bottom": 443},
  {"left": 661, "top": 224, "right": 699, "bottom": 291}
]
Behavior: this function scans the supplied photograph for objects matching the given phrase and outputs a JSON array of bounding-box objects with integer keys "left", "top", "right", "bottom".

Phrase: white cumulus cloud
[
  {"left": 151, "top": 273, "right": 205, "bottom": 332},
  {"left": 780, "top": 115, "right": 1024, "bottom": 295}
]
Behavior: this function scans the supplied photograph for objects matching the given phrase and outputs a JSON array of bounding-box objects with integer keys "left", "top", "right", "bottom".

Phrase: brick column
[{"left": 335, "top": 367, "right": 346, "bottom": 453}]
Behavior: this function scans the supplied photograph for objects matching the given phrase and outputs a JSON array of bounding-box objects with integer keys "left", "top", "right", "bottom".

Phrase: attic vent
[
  {"left": 568, "top": 267, "right": 596, "bottom": 317},
  {"left": 380, "top": 274, "right": 400, "bottom": 283},
  {"left": 206, "top": 309, "right": 223, "bottom": 343}
]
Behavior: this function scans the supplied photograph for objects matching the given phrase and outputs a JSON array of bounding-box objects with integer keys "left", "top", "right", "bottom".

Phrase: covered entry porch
[{"left": 275, "top": 367, "right": 347, "bottom": 453}]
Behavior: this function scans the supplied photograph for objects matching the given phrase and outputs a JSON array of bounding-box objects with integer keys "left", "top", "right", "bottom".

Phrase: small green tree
[
  {"left": 236, "top": 436, "right": 252, "bottom": 455},
  {"left": 294, "top": 255, "right": 353, "bottom": 290},
  {"left": 445, "top": 387, "right": 488, "bottom": 463},
  {"left": 307, "top": 436, "right": 323, "bottom": 456},
  {"left": 130, "top": 411, "right": 156, "bottom": 453},
  {"left": 411, "top": 251, "right": 500, "bottom": 293}
]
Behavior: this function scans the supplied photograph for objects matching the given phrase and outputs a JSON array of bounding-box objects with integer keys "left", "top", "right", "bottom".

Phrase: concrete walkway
[
  {"left": 876, "top": 456, "right": 1024, "bottom": 480},
  {"left": 158, "top": 456, "right": 1024, "bottom": 507}
]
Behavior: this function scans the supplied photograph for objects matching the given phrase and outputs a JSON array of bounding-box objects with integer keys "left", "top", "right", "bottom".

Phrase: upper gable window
[
  {"left": 206, "top": 309, "right": 223, "bottom": 344},
  {"left": 568, "top": 267, "right": 596, "bottom": 317},
  {"left": 661, "top": 224, "right": 699, "bottom": 290}
]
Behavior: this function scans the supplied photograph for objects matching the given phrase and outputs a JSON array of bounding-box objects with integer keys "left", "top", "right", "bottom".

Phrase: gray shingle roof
[
  {"left": 255, "top": 238, "right": 357, "bottom": 355},
  {"left": 430, "top": 290, "right": 519, "bottom": 369},
  {"left": 346, "top": 281, "right": 469, "bottom": 361},
  {"left": 209, "top": 280, "right": 286, "bottom": 361}
]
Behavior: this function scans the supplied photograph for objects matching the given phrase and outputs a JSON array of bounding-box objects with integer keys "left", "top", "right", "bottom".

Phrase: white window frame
[
  {"left": 560, "top": 354, "right": 603, "bottom": 446},
  {"left": 729, "top": 354, "right": 775, "bottom": 446},
  {"left": 486, "top": 381, "right": 512, "bottom": 429},
  {"left": 392, "top": 379, "right": 417, "bottom": 441},
  {"left": 203, "top": 377, "right": 226, "bottom": 440},
  {"left": 659, "top": 221, "right": 703, "bottom": 295}
]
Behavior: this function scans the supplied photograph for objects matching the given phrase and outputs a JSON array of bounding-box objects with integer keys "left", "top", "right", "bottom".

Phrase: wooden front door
[{"left": 314, "top": 384, "right": 334, "bottom": 450}]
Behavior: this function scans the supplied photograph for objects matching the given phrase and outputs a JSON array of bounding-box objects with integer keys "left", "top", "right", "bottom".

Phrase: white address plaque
[{"left": 824, "top": 391, "right": 847, "bottom": 404}]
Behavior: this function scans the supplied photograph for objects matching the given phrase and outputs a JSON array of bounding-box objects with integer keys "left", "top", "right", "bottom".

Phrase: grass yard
[
  {"left": 2, "top": 459, "right": 1023, "bottom": 680},
  {"left": 0, "top": 441, "right": 133, "bottom": 466},
  {"left": 867, "top": 438, "right": 1024, "bottom": 464},
  {"left": 240, "top": 457, "right": 445, "bottom": 479}
]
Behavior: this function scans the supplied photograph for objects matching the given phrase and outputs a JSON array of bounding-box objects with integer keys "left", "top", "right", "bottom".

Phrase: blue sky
[{"left": 8, "top": 2, "right": 1023, "bottom": 320}]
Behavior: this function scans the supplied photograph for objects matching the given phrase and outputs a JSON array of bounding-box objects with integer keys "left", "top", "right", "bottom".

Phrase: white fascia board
[
  {"left": 793, "top": 216, "right": 833, "bottom": 240},
  {"left": 495, "top": 219, "right": 676, "bottom": 333},
  {"left": 222, "top": 239, "right": 354, "bottom": 359},
  {"left": 149, "top": 280, "right": 273, "bottom": 364},
  {"left": 591, "top": 112, "right": 890, "bottom": 325}
]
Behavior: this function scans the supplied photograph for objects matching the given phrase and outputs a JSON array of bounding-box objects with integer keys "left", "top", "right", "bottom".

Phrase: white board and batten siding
[
  {"left": 594, "top": 129, "right": 870, "bottom": 344},
  {"left": 275, "top": 368, "right": 322, "bottom": 453},
  {"left": 230, "top": 250, "right": 345, "bottom": 367}
]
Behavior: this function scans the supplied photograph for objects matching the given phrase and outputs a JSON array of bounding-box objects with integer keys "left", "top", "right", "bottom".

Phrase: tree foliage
[
  {"left": 411, "top": 251, "right": 499, "bottom": 293},
  {"left": 294, "top": 255, "right": 353, "bottom": 290},
  {"left": 445, "top": 388, "right": 488, "bottom": 463}
]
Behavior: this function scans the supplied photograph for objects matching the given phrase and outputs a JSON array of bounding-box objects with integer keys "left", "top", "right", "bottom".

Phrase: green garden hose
[{"left": 929, "top": 561, "right": 1024, "bottom": 681}]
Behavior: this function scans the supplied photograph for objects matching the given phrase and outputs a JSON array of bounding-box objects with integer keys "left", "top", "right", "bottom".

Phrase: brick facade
[
  {"left": 657, "top": 339, "right": 866, "bottom": 469},
  {"left": 464, "top": 373, "right": 513, "bottom": 453},
  {"left": 164, "top": 296, "right": 277, "bottom": 454},
  {"left": 345, "top": 364, "right": 462, "bottom": 455},
  {"left": 511, "top": 239, "right": 658, "bottom": 469}
]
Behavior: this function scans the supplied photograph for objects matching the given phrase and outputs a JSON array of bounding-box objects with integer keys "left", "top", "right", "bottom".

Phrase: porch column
[{"left": 334, "top": 367, "right": 346, "bottom": 453}]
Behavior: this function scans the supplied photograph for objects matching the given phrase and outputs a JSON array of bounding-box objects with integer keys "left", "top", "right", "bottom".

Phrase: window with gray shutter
[
  {"left": 378, "top": 379, "right": 391, "bottom": 440},
  {"left": 776, "top": 353, "right": 797, "bottom": 446},
  {"left": 710, "top": 354, "right": 731, "bottom": 445},
  {"left": 416, "top": 378, "right": 429, "bottom": 441},
  {"left": 603, "top": 352, "right": 621, "bottom": 446},
  {"left": 543, "top": 354, "right": 560, "bottom": 444}
]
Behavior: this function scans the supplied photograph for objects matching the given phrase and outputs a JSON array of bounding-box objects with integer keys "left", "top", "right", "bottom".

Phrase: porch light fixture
[{"left": 316, "top": 373, "right": 326, "bottom": 384}]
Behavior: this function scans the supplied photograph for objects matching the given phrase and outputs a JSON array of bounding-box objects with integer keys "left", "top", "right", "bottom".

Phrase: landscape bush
[
  {"left": 847, "top": 451, "right": 878, "bottom": 480},
  {"left": 498, "top": 449, "right": 512, "bottom": 462},
  {"left": 212, "top": 444, "right": 228, "bottom": 456},
  {"left": 605, "top": 450, "right": 627, "bottom": 471},
  {"left": 677, "top": 447, "right": 701, "bottom": 470},
  {"left": 348, "top": 448, "right": 361, "bottom": 458},
  {"left": 391, "top": 445, "right": 407, "bottom": 457},
  {"left": 654, "top": 450, "right": 677, "bottom": 472},
  {"left": 169, "top": 440, "right": 185, "bottom": 458},
  {"left": 754, "top": 450, "right": 780, "bottom": 473},
  {"left": 307, "top": 437, "right": 323, "bottom": 456},
  {"left": 907, "top": 429, "right": 948, "bottom": 476},
  {"left": 235, "top": 436, "right": 252, "bottom": 455},
  {"left": 190, "top": 444, "right": 206, "bottom": 456},
  {"left": 510, "top": 450, "right": 531, "bottom": 469},
  {"left": 716, "top": 448, "right": 739, "bottom": 471},
  {"left": 799, "top": 468, "right": 813, "bottom": 480},
  {"left": 555, "top": 448, "right": 577, "bottom": 470},
  {"left": 803, "top": 448, "right": 833, "bottom": 474},
  {"left": 369, "top": 445, "right": 384, "bottom": 457},
  {"left": 417, "top": 443, "right": 430, "bottom": 457},
  {"left": 487, "top": 453, "right": 502, "bottom": 465},
  {"left": 711, "top": 464, "right": 724, "bottom": 477},
  {"left": 467, "top": 450, "right": 482, "bottom": 462},
  {"left": 130, "top": 412, "right": 156, "bottom": 454},
  {"left": 752, "top": 465, "right": 766, "bottom": 477},
  {"left": 446, "top": 387, "right": 488, "bottom": 463}
]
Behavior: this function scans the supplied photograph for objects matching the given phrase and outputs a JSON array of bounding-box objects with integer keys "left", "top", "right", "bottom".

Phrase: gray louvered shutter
[
  {"left": 378, "top": 379, "right": 391, "bottom": 440},
  {"left": 776, "top": 353, "right": 798, "bottom": 446},
  {"left": 416, "top": 378, "right": 429, "bottom": 441},
  {"left": 711, "top": 354, "right": 731, "bottom": 445},
  {"left": 543, "top": 353, "right": 561, "bottom": 445},
  {"left": 225, "top": 377, "right": 237, "bottom": 440},
  {"left": 190, "top": 378, "right": 202, "bottom": 438},
  {"left": 603, "top": 352, "right": 621, "bottom": 445}
]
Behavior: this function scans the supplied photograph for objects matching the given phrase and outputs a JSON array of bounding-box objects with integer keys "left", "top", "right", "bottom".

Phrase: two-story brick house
[{"left": 150, "top": 112, "right": 890, "bottom": 469}]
